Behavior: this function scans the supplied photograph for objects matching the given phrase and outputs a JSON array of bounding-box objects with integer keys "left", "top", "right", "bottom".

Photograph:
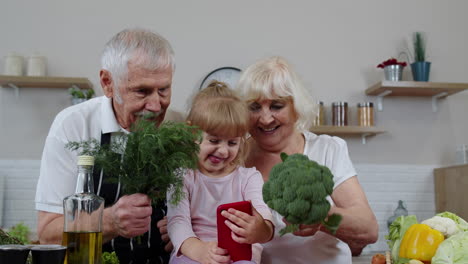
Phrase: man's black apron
[{"left": 93, "top": 132, "right": 170, "bottom": 264}]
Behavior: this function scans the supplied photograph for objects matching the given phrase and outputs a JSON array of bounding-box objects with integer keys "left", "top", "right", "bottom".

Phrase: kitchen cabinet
[
  {"left": 433, "top": 163, "right": 468, "bottom": 220},
  {"left": 310, "top": 125, "right": 385, "bottom": 144},
  {"left": 366, "top": 81, "right": 468, "bottom": 112}
]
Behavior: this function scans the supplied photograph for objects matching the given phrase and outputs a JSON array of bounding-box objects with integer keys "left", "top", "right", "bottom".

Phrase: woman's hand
[{"left": 221, "top": 206, "right": 274, "bottom": 244}]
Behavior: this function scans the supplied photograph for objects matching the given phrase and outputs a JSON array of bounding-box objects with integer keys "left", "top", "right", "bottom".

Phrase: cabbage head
[{"left": 432, "top": 231, "right": 468, "bottom": 264}]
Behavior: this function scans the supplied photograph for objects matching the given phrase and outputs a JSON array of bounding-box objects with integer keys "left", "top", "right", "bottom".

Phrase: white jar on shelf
[
  {"left": 3, "top": 53, "right": 24, "bottom": 76},
  {"left": 27, "top": 54, "right": 47, "bottom": 76}
]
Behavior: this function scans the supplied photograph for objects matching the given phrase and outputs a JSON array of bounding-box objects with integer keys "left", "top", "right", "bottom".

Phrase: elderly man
[{"left": 35, "top": 28, "right": 175, "bottom": 264}]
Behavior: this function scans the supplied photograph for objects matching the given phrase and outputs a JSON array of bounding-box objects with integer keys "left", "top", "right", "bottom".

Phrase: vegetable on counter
[
  {"left": 398, "top": 223, "right": 445, "bottom": 262},
  {"left": 0, "top": 228, "right": 23, "bottom": 245},
  {"left": 422, "top": 216, "right": 460, "bottom": 238},
  {"left": 102, "top": 251, "right": 120, "bottom": 264},
  {"left": 386, "top": 212, "right": 468, "bottom": 264},
  {"left": 431, "top": 231, "right": 468, "bottom": 264},
  {"left": 371, "top": 253, "right": 386, "bottom": 264},
  {"left": 262, "top": 153, "right": 342, "bottom": 235},
  {"left": 386, "top": 215, "right": 418, "bottom": 264}
]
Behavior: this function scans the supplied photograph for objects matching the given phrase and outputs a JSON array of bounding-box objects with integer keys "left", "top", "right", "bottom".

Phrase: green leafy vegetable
[
  {"left": 102, "top": 251, "right": 120, "bottom": 264},
  {"left": 0, "top": 228, "right": 23, "bottom": 245},
  {"left": 66, "top": 117, "right": 201, "bottom": 205},
  {"left": 385, "top": 215, "right": 418, "bottom": 264},
  {"left": 7, "top": 222, "right": 30, "bottom": 244},
  {"left": 432, "top": 231, "right": 468, "bottom": 264},
  {"left": 262, "top": 153, "right": 342, "bottom": 236}
]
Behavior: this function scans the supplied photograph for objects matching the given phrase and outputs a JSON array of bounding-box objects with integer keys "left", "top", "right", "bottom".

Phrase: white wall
[{"left": 1, "top": 1, "right": 467, "bottom": 165}]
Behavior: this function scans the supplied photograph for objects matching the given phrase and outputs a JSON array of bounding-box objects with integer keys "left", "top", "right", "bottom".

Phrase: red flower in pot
[{"left": 377, "top": 58, "right": 407, "bottom": 68}]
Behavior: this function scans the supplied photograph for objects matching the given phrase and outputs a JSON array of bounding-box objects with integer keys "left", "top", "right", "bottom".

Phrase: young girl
[{"left": 167, "top": 81, "right": 274, "bottom": 264}]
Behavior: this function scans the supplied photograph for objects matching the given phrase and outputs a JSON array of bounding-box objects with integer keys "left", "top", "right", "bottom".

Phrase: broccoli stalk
[{"left": 262, "top": 153, "right": 342, "bottom": 236}]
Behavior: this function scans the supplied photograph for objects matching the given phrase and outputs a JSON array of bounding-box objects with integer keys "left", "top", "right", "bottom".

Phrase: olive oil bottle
[{"left": 63, "top": 155, "right": 104, "bottom": 264}]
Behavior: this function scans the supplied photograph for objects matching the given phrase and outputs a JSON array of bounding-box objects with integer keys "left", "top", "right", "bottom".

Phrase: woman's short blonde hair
[
  {"left": 237, "top": 56, "right": 317, "bottom": 131},
  {"left": 187, "top": 81, "right": 249, "bottom": 165}
]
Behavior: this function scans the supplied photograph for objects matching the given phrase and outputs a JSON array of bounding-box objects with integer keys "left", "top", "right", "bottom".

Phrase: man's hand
[
  {"left": 157, "top": 216, "right": 173, "bottom": 252},
  {"left": 109, "top": 193, "right": 152, "bottom": 238},
  {"left": 221, "top": 207, "right": 274, "bottom": 244}
]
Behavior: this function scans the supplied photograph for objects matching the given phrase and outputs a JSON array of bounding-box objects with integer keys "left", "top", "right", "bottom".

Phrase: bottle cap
[{"left": 77, "top": 155, "right": 94, "bottom": 166}]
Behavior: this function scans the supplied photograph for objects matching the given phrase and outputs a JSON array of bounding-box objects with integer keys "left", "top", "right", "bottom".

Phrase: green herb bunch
[
  {"left": 67, "top": 118, "right": 201, "bottom": 205},
  {"left": 413, "top": 32, "right": 426, "bottom": 62}
]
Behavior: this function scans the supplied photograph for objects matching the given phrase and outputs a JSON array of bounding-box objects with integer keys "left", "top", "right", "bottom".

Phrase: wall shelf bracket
[
  {"left": 376, "top": 90, "right": 392, "bottom": 111},
  {"left": 432, "top": 92, "right": 448, "bottom": 112},
  {"left": 361, "top": 133, "right": 371, "bottom": 144},
  {"left": 7, "top": 83, "right": 20, "bottom": 99}
]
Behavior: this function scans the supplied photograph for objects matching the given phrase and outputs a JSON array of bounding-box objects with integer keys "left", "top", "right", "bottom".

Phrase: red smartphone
[{"left": 216, "top": 201, "right": 253, "bottom": 262}]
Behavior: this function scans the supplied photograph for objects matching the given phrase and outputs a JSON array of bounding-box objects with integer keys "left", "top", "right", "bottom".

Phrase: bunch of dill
[{"left": 66, "top": 118, "right": 200, "bottom": 205}]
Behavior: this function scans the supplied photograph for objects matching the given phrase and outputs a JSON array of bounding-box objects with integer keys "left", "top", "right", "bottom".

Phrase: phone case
[{"left": 216, "top": 201, "right": 253, "bottom": 262}]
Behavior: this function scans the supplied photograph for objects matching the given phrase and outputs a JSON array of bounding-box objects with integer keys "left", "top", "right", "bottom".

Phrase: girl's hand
[
  {"left": 221, "top": 206, "right": 274, "bottom": 244},
  {"left": 198, "top": 241, "right": 231, "bottom": 264}
]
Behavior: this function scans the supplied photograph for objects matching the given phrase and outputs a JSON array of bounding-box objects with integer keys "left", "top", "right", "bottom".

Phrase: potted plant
[
  {"left": 377, "top": 58, "right": 407, "bottom": 81},
  {"left": 69, "top": 87, "right": 95, "bottom": 105},
  {"left": 410, "top": 32, "right": 431, "bottom": 81}
]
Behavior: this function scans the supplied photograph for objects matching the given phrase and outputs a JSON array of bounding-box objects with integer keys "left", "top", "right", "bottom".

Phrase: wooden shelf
[
  {"left": 365, "top": 81, "right": 468, "bottom": 112},
  {"left": 310, "top": 125, "right": 385, "bottom": 144},
  {"left": 366, "top": 81, "right": 468, "bottom": 97},
  {"left": 0, "top": 75, "right": 93, "bottom": 89}
]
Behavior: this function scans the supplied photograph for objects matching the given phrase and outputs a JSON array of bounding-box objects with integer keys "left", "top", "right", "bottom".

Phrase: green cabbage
[
  {"left": 437, "top": 212, "right": 468, "bottom": 232},
  {"left": 432, "top": 231, "right": 468, "bottom": 264}
]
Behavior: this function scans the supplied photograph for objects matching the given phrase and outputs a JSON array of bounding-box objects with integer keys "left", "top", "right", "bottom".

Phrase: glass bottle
[
  {"left": 63, "top": 155, "right": 104, "bottom": 264},
  {"left": 312, "top": 101, "right": 325, "bottom": 126},
  {"left": 387, "top": 200, "right": 408, "bottom": 229}
]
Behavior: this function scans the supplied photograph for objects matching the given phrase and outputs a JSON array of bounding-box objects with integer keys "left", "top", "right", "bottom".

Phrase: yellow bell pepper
[{"left": 399, "top": 223, "right": 445, "bottom": 261}]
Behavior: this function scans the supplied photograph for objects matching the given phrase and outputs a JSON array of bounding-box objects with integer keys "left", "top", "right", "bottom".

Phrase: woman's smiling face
[{"left": 247, "top": 97, "right": 297, "bottom": 150}]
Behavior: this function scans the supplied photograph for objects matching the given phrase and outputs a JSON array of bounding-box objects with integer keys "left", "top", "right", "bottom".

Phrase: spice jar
[
  {"left": 332, "top": 102, "right": 348, "bottom": 126},
  {"left": 357, "top": 102, "right": 374, "bottom": 126},
  {"left": 312, "top": 101, "right": 325, "bottom": 126}
]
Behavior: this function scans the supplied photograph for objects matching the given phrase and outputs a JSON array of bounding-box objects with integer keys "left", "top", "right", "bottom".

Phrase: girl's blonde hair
[{"left": 187, "top": 81, "right": 249, "bottom": 165}]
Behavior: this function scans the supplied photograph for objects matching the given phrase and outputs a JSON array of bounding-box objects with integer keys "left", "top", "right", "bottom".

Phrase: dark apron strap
[{"left": 94, "top": 132, "right": 169, "bottom": 264}]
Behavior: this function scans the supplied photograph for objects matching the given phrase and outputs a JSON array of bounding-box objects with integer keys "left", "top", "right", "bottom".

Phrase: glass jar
[
  {"left": 312, "top": 101, "right": 325, "bottom": 126},
  {"left": 332, "top": 102, "right": 348, "bottom": 126},
  {"left": 387, "top": 200, "right": 408, "bottom": 229},
  {"left": 357, "top": 102, "right": 374, "bottom": 126}
]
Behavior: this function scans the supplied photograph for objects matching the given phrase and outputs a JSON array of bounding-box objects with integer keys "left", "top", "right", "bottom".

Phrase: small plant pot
[
  {"left": 0, "top": 244, "right": 31, "bottom": 264},
  {"left": 383, "top": 65, "right": 403, "bottom": 81},
  {"left": 411, "top": 61, "right": 431, "bottom": 81},
  {"left": 71, "top": 98, "right": 87, "bottom": 105},
  {"left": 30, "top": 245, "right": 66, "bottom": 264}
]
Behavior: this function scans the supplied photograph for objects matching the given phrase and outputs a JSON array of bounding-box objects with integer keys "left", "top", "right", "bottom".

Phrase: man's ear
[{"left": 100, "top": 69, "right": 114, "bottom": 98}]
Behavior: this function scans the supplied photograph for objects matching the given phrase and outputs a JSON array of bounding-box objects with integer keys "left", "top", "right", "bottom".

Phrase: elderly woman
[{"left": 235, "top": 56, "right": 378, "bottom": 264}]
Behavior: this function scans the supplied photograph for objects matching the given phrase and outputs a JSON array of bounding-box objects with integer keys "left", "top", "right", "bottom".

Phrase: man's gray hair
[{"left": 101, "top": 28, "right": 175, "bottom": 103}]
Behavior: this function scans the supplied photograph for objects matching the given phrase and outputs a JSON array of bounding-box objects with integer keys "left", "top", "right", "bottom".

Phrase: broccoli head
[{"left": 262, "top": 153, "right": 342, "bottom": 235}]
